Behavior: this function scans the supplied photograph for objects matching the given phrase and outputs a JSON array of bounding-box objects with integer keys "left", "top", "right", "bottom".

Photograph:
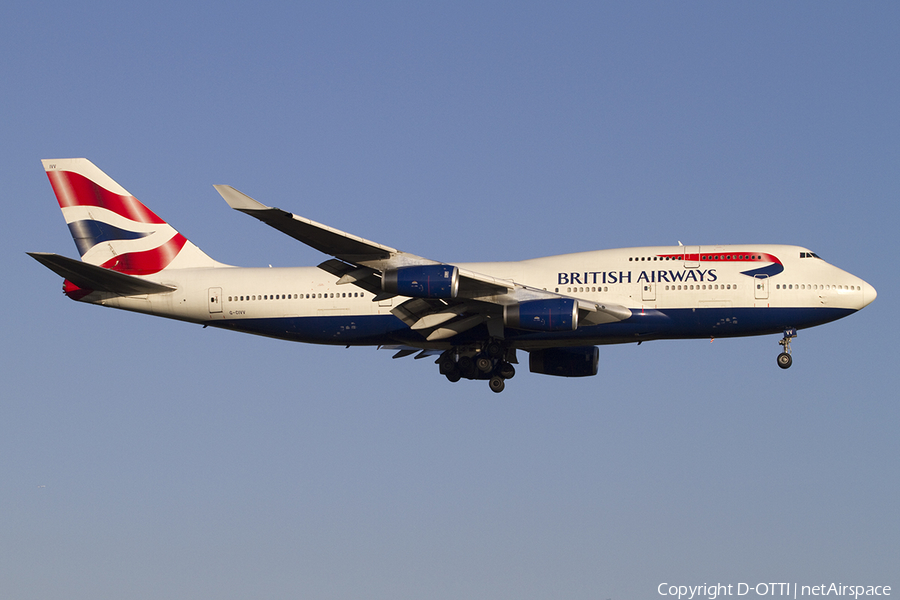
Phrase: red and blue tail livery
[
  {"left": 31, "top": 159, "right": 877, "bottom": 393},
  {"left": 42, "top": 159, "right": 217, "bottom": 275}
]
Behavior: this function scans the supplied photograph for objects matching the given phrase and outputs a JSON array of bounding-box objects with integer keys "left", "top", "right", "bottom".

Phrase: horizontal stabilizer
[{"left": 28, "top": 252, "right": 175, "bottom": 295}]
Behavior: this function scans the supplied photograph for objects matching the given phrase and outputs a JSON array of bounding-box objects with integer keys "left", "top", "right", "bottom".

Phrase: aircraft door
[
  {"left": 208, "top": 287, "right": 223, "bottom": 313},
  {"left": 642, "top": 282, "right": 656, "bottom": 302},
  {"left": 754, "top": 276, "right": 768, "bottom": 300},
  {"left": 683, "top": 246, "right": 700, "bottom": 268}
]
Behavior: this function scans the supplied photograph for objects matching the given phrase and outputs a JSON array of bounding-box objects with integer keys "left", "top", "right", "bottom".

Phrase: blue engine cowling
[
  {"left": 529, "top": 346, "right": 599, "bottom": 377},
  {"left": 382, "top": 265, "right": 459, "bottom": 299},
  {"left": 504, "top": 298, "right": 578, "bottom": 331}
]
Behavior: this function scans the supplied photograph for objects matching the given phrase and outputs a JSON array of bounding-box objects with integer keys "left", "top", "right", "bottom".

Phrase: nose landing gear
[{"left": 777, "top": 328, "right": 797, "bottom": 369}]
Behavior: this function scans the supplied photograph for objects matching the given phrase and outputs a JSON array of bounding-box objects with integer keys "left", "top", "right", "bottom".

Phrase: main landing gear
[
  {"left": 438, "top": 341, "right": 516, "bottom": 393},
  {"left": 777, "top": 328, "right": 797, "bottom": 369}
]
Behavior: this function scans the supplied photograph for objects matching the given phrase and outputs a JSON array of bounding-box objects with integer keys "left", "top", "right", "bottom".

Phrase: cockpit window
[{"left": 800, "top": 252, "right": 822, "bottom": 259}]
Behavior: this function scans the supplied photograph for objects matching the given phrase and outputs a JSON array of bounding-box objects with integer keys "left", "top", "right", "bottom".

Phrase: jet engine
[
  {"left": 382, "top": 265, "right": 459, "bottom": 299},
  {"left": 529, "top": 346, "right": 599, "bottom": 377},
  {"left": 504, "top": 298, "right": 578, "bottom": 332}
]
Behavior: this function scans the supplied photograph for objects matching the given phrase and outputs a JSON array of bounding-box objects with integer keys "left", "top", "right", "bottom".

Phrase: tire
[
  {"left": 489, "top": 376, "right": 505, "bottom": 393},
  {"left": 457, "top": 356, "right": 477, "bottom": 379},
  {"left": 439, "top": 356, "right": 456, "bottom": 375},
  {"left": 486, "top": 341, "right": 503, "bottom": 359},
  {"left": 476, "top": 356, "right": 493, "bottom": 373},
  {"left": 445, "top": 368, "right": 461, "bottom": 383},
  {"left": 497, "top": 362, "right": 516, "bottom": 380},
  {"left": 777, "top": 352, "right": 792, "bottom": 369}
]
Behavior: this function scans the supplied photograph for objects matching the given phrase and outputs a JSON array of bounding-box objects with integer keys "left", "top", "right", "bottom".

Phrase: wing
[{"left": 216, "top": 186, "right": 631, "bottom": 342}]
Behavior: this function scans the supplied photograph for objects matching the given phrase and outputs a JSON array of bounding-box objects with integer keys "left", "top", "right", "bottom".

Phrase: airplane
[{"left": 30, "top": 158, "right": 877, "bottom": 393}]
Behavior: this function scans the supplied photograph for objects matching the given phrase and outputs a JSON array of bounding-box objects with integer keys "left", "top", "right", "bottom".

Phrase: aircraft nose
[{"left": 862, "top": 280, "right": 877, "bottom": 308}]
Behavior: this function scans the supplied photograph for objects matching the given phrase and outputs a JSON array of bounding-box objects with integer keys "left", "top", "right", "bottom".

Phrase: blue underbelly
[{"left": 210, "top": 307, "right": 856, "bottom": 346}]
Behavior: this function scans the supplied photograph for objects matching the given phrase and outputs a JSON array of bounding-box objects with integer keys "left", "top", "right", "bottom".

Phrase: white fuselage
[{"left": 87, "top": 244, "right": 875, "bottom": 350}]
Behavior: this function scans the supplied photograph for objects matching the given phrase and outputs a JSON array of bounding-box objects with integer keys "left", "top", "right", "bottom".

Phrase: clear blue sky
[{"left": 2, "top": 2, "right": 897, "bottom": 598}]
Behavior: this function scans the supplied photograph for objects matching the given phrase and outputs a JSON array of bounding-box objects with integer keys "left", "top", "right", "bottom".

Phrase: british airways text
[{"left": 558, "top": 269, "right": 717, "bottom": 285}]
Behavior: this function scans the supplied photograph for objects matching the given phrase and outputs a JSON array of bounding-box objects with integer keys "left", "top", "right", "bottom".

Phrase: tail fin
[{"left": 42, "top": 158, "right": 222, "bottom": 274}]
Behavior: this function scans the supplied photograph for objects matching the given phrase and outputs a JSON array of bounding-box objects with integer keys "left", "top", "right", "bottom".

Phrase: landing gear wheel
[
  {"left": 476, "top": 356, "right": 493, "bottom": 373},
  {"left": 777, "top": 352, "right": 792, "bottom": 369},
  {"left": 777, "top": 328, "right": 797, "bottom": 370},
  {"left": 489, "top": 375, "right": 505, "bottom": 393},
  {"left": 439, "top": 356, "right": 457, "bottom": 375},
  {"left": 497, "top": 362, "right": 516, "bottom": 380},
  {"left": 485, "top": 341, "right": 504, "bottom": 360},
  {"left": 457, "top": 356, "right": 477, "bottom": 379},
  {"left": 445, "top": 368, "right": 461, "bottom": 382}
]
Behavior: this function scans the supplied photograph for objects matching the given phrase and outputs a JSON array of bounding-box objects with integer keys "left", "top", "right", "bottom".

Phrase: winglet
[{"left": 214, "top": 185, "right": 269, "bottom": 211}]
